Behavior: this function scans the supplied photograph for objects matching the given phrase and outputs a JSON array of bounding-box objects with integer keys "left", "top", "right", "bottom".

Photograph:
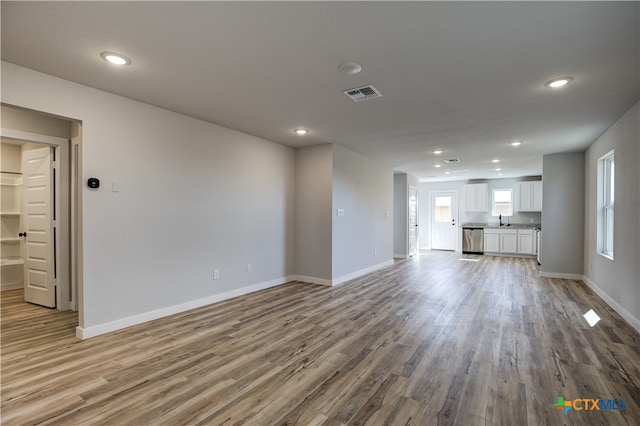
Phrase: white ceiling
[{"left": 2, "top": 2, "right": 638, "bottom": 181}]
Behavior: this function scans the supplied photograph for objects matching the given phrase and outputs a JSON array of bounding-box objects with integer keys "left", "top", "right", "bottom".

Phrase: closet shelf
[{"left": 1, "top": 257, "right": 24, "bottom": 266}]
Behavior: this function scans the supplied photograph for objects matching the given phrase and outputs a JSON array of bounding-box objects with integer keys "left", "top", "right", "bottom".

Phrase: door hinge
[{"left": 52, "top": 220, "right": 57, "bottom": 227}]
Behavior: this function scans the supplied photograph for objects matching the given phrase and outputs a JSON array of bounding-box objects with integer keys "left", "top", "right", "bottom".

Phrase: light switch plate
[{"left": 337, "top": 208, "right": 345, "bottom": 217}]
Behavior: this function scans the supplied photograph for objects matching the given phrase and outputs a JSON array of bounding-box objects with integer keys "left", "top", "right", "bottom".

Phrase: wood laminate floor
[{"left": 1, "top": 252, "right": 639, "bottom": 425}]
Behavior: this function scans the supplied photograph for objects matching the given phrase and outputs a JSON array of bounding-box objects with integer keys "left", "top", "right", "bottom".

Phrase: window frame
[{"left": 599, "top": 151, "right": 615, "bottom": 259}]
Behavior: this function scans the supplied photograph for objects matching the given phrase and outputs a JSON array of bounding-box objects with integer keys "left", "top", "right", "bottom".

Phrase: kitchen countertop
[{"left": 461, "top": 223, "right": 541, "bottom": 229}]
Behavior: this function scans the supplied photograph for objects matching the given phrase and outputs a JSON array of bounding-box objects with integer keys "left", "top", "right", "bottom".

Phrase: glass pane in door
[{"left": 434, "top": 196, "right": 451, "bottom": 222}]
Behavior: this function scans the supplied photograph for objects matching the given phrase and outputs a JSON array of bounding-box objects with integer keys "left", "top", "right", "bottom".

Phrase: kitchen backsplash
[{"left": 463, "top": 210, "right": 541, "bottom": 226}]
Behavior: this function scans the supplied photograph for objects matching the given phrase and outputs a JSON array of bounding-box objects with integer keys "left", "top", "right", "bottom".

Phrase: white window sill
[{"left": 598, "top": 252, "right": 614, "bottom": 261}]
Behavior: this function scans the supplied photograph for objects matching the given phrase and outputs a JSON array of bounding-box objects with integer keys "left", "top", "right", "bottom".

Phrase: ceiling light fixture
[
  {"left": 433, "top": 150, "right": 443, "bottom": 155},
  {"left": 495, "top": 168, "right": 502, "bottom": 171},
  {"left": 545, "top": 77, "right": 573, "bottom": 88},
  {"left": 511, "top": 141, "right": 522, "bottom": 147},
  {"left": 338, "top": 62, "right": 362, "bottom": 76},
  {"left": 100, "top": 51, "right": 131, "bottom": 66},
  {"left": 492, "top": 159, "right": 500, "bottom": 163},
  {"left": 434, "top": 164, "right": 442, "bottom": 168},
  {"left": 294, "top": 128, "right": 308, "bottom": 135}
]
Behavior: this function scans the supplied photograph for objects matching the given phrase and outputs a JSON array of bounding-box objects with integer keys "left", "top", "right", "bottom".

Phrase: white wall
[
  {"left": 584, "top": 101, "right": 639, "bottom": 329},
  {"left": 541, "top": 153, "right": 585, "bottom": 277},
  {"left": 1, "top": 105, "right": 72, "bottom": 139},
  {"left": 295, "top": 144, "right": 333, "bottom": 282},
  {"left": 1, "top": 143, "right": 22, "bottom": 173},
  {"left": 332, "top": 144, "right": 394, "bottom": 282},
  {"left": 2, "top": 62, "right": 297, "bottom": 337}
]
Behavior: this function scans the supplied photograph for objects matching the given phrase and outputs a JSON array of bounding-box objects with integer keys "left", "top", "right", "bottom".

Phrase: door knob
[{"left": 18, "top": 232, "right": 27, "bottom": 237}]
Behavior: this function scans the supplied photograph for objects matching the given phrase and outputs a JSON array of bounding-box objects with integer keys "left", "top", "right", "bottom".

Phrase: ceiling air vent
[
  {"left": 443, "top": 158, "right": 460, "bottom": 164},
  {"left": 343, "top": 85, "right": 382, "bottom": 102}
]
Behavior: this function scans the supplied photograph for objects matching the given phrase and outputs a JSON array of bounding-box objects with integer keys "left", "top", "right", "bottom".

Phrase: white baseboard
[
  {"left": 282, "top": 260, "right": 395, "bottom": 288},
  {"left": 76, "top": 260, "right": 396, "bottom": 339},
  {"left": 76, "top": 277, "right": 291, "bottom": 339},
  {"left": 1, "top": 282, "right": 23, "bottom": 291},
  {"left": 582, "top": 276, "right": 640, "bottom": 333},
  {"left": 289, "top": 275, "right": 333, "bottom": 286},
  {"left": 393, "top": 253, "right": 408, "bottom": 259},
  {"left": 332, "top": 260, "right": 395, "bottom": 286},
  {"left": 539, "top": 271, "right": 584, "bottom": 280}
]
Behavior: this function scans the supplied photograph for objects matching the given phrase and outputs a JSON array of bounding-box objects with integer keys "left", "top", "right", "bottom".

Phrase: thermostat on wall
[{"left": 87, "top": 178, "right": 100, "bottom": 189}]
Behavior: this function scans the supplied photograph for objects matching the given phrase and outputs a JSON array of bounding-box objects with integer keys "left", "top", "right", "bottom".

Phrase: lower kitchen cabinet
[
  {"left": 484, "top": 227, "right": 535, "bottom": 256},
  {"left": 500, "top": 231, "right": 518, "bottom": 253},
  {"left": 517, "top": 229, "right": 536, "bottom": 255},
  {"left": 484, "top": 232, "right": 500, "bottom": 252}
]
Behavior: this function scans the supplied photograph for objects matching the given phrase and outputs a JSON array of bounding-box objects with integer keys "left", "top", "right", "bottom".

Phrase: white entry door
[
  {"left": 408, "top": 185, "right": 418, "bottom": 256},
  {"left": 22, "top": 146, "right": 56, "bottom": 308},
  {"left": 430, "top": 191, "right": 457, "bottom": 251}
]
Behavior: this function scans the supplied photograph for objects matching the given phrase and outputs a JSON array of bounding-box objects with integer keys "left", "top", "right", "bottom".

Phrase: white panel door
[
  {"left": 431, "top": 191, "right": 457, "bottom": 251},
  {"left": 21, "top": 147, "right": 55, "bottom": 308},
  {"left": 408, "top": 185, "right": 418, "bottom": 256}
]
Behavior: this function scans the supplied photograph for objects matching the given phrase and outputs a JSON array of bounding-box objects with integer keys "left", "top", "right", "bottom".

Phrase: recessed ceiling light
[
  {"left": 100, "top": 51, "right": 131, "bottom": 66},
  {"left": 492, "top": 159, "right": 500, "bottom": 163},
  {"left": 511, "top": 141, "right": 522, "bottom": 147},
  {"left": 495, "top": 168, "right": 502, "bottom": 171},
  {"left": 433, "top": 150, "right": 443, "bottom": 155},
  {"left": 498, "top": 173, "right": 504, "bottom": 176},
  {"left": 338, "top": 62, "right": 362, "bottom": 76},
  {"left": 545, "top": 77, "right": 573, "bottom": 88},
  {"left": 434, "top": 164, "right": 442, "bottom": 168},
  {"left": 294, "top": 128, "right": 308, "bottom": 135},
  {"left": 444, "top": 171, "right": 451, "bottom": 175}
]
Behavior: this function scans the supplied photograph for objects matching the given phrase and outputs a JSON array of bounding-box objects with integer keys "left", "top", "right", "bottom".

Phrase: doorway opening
[{"left": 1, "top": 107, "right": 82, "bottom": 334}]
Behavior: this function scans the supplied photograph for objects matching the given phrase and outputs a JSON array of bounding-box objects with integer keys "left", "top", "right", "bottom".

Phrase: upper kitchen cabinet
[
  {"left": 464, "top": 183, "right": 488, "bottom": 212},
  {"left": 517, "top": 181, "right": 542, "bottom": 212}
]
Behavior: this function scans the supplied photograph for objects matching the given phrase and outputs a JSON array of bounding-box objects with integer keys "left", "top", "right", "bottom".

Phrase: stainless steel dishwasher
[{"left": 462, "top": 227, "right": 484, "bottom": 254}]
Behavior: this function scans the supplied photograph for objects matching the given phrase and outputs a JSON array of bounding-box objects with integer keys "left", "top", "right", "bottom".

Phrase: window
[
  {"left": 599, "top": 151, "right": 614, "bottom": 258},
  {"left": 492, "top": 188, "right": 513, "bottom": 217},
  {"left": 434, "top": 196, "right": 452, "bottom": 222}
]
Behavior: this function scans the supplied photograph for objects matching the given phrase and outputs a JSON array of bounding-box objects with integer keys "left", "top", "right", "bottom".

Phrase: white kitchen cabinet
[
  {"left": 517, "top": 181, "right": 542, "bottom": 212},
  {"left": 464, "top": 183, "right": 488, "bottom": 212},
  {"left": 517, "top": 229, "right": 536, "bottom": 255},
  {"left": 484, "top": 231, "right": 500, "bottom": 252},
  {"left": 483, "top": 228, "right": 517, "bottom": 253},
  {"left": 484, "top": 227, "right": 535, "bottom": 255},
  {"left": 499, "top": 229, "right": 518, "bottom": 253}
]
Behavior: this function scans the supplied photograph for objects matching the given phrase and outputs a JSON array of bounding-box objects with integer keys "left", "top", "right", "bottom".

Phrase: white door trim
[
  {"left": 1, "top": 128, "right": 77, "bottom": 311},
  {"left": 408, "top": 185, "right": 419, "bottom": 257}
]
